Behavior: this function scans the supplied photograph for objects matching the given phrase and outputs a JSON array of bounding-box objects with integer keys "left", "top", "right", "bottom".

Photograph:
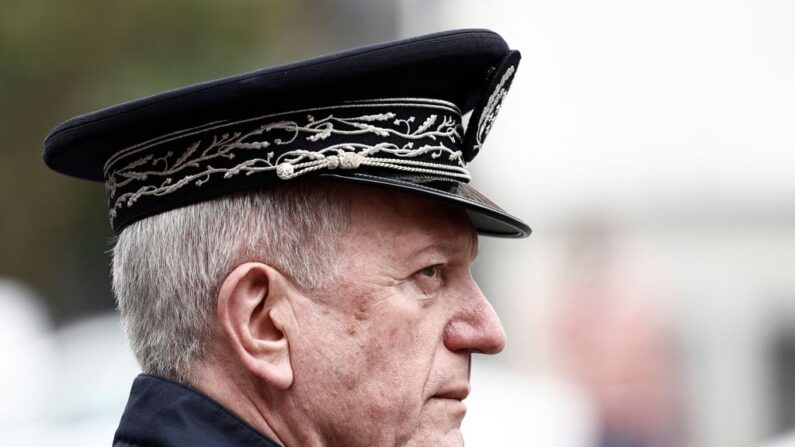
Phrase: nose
[{"left": 443, "top": 282, "right": 507, "bottom": 355}]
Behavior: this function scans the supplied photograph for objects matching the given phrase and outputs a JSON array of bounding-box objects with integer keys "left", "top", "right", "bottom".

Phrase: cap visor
[{"left": 318, "top": 171, "right": 530, "bottom": 238}]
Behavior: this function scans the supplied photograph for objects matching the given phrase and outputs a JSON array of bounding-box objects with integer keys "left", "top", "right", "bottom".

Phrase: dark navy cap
[{"left": 43, "top": 29, "right": 530, "bottom": 237}]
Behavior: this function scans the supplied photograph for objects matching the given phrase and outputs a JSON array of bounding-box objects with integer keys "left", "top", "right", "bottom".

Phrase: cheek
[
  {"left": 346, "top": 303, "right": 438, "bottom": 411},
  {"left": 292, "top": 301, "right": 423, "bottom": 399},
  {"left": 289, "top": 288, "right": 448, "bottom": 444},
  {"left": 344, "top": 286, "right": 436, "bottom": 379},
  {"left": 358, "top": 303, "right": 439, "bottom": 403}
]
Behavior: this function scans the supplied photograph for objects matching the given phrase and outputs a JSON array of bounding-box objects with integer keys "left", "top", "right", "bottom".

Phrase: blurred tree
[{"left": 0, "top": 0, "right": 396, "bottom": 322}]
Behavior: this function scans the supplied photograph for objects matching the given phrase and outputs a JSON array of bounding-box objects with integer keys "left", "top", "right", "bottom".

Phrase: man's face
[{"left": 284, "top": 187, "right": 507, "bottom": 447}]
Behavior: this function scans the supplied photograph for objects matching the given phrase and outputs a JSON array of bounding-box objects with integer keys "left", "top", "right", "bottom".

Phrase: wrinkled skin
[{"left": 280, "top": 189, "right": 507, "bottom": 446}]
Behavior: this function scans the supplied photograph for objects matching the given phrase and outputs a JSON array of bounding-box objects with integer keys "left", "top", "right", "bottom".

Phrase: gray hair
[{"left": 111, "top": 181, "right": 351, "bottom": 383}]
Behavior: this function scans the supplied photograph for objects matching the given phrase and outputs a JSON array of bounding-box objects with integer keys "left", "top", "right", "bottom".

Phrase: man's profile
[{"left": 43, "top": 29, "right": 529, "bottom": 447}]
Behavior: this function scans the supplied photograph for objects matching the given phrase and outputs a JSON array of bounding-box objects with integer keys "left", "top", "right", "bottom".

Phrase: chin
[{"left": 403, "top": 426, "right": 465, "bottom": 447}]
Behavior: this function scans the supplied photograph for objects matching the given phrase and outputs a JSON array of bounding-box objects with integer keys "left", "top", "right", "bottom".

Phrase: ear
[{"left": 217, "top": 262, "right": 294, "bottom": 390}]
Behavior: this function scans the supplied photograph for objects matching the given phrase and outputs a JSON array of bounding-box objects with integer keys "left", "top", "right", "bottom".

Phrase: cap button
[{"left": 276, "top": 163, "right": 295, "bottom": 179}]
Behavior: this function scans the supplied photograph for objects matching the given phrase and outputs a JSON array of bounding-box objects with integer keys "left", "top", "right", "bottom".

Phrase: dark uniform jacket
[{"left": 113, "top": 374, "right": 281, "bottom": 447}]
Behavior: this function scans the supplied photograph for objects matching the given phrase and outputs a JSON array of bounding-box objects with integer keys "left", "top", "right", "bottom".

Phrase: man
[{"left": 44, "top": 29, "right": 530, "bottom": 446}]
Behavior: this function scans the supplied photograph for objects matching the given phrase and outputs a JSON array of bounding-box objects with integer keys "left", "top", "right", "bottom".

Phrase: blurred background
[{"left": 1, "top": 1, "right": 794, "bottom": 446}]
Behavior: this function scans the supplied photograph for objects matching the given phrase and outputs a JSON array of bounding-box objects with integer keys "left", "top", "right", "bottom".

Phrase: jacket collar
[{"left": 114, "top": 374, "right": 281, "bottom": 447}]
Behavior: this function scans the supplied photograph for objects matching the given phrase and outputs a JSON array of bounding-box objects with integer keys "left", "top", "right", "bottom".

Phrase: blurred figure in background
[
  {"left": 553, "top": 223, "right": 685, "bottom": 447},
  {"left": 0, "top": 279, "right": 139, "bottom": 446},
  {"left": 0, "top": 280, "right": 53, "bottom": 430}
]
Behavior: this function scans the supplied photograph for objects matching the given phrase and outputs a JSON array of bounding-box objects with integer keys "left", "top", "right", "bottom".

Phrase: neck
[
  {"left": 192, "top": 362, "right": 284, "bottom": 444},
  {"left": 191, "top": 360, "right": 327, "bottom": 447}
]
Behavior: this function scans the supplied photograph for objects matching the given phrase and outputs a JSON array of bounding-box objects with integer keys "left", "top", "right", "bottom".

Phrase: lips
[{"left": 433, "top": 383, "right": 470, "bottom": 401}]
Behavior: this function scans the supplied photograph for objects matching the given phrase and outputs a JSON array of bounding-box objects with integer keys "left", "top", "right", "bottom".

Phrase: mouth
[
  {"left": 430, "top": 384, "right": 469, "bottom": 419},
  {"left": 432, "top": 384, "right": 470, "bottom": 401}
]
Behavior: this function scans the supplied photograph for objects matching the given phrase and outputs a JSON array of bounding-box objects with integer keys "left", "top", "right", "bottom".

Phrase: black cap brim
[{"left": 318, "top": 171, "right": 531, "bottom": 238}]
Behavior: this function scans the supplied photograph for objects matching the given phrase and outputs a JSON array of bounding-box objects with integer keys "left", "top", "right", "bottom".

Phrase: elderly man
[{"left": 43, "top": 29, "right": 529, "bottom": 447}]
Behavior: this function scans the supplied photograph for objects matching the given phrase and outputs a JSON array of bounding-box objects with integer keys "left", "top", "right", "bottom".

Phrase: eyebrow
[{"left": 408, "top": 232, "right": 479, "bottom": 263}]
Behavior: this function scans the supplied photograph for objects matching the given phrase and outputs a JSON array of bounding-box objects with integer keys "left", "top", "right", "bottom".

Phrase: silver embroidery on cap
[
  {"left": 105, "top": 99, "right": 468, "bottom": 220},
  {"left": 103, "top": 99, "right": 461, "bottom": 174},
  {"left": 474, "top": 65, "right": 516, "bottom": 152}
]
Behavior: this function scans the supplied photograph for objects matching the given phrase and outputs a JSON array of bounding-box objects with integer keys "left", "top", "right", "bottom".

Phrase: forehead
[{"left": 344, "top": 185, "right": 477, "bottom": 257}]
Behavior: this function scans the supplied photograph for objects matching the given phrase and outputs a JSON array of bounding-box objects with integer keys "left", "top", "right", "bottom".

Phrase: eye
[
  {"left": 413, "top": 264, "right": 445, "bottom": 298},
  {"left": 419, "top": 265, "right": 442, "bottom": 279}
]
